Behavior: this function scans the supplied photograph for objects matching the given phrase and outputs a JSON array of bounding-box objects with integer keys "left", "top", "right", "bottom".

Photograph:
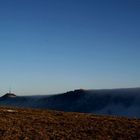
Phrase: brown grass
[{"left": 0, "top": 106, "right": 140, "bottom": 140}]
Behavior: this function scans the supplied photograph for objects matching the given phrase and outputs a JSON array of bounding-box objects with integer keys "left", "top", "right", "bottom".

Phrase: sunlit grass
[{"left": 0, "top": 106, "right": 140, "bottom": 140}]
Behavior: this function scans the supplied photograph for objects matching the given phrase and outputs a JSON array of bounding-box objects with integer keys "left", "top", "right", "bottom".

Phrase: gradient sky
[{"left": 0, "top": 0, "right": 140, "bottom": 95}]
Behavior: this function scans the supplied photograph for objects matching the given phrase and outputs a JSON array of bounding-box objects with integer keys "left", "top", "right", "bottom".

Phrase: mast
[{"left": 9, "top": 87, "right": 11, "bottom": 94}]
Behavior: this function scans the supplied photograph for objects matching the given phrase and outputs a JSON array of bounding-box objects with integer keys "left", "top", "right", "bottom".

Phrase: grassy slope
[{"left": 0, "top": 107, "right": 140, "bottom": 140}]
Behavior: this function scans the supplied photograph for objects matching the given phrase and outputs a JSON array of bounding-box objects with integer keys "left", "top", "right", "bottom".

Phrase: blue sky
[{"left": 0, "top": 0, "right": 140, "bottom": 95}]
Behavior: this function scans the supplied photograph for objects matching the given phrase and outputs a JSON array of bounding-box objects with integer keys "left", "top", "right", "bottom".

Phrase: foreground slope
[{"left": 0, "top": 107, "right": 140, "bottom": 140}]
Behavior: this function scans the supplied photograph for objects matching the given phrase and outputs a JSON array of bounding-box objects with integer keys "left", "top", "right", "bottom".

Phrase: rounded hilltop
[
  {"left": 66, "top": 89, "right": 86, "bottom": 94},
  {"left": 1, "top": 93, "right": 16, "bottom": 98}
]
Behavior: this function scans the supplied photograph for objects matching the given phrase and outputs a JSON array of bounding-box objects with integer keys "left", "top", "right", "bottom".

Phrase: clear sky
[{"left": 0, "top": 0, "right": 140, "bottom": 95}]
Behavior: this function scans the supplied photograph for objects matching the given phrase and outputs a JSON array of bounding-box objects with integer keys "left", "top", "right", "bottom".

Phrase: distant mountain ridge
[{"left": 0, "top": 88, "right": 140, "bottom": 118}]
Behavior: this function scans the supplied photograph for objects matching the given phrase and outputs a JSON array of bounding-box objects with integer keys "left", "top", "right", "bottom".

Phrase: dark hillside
[{"left": 0, "top": 88, "right": 140, "bottom": 118}]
